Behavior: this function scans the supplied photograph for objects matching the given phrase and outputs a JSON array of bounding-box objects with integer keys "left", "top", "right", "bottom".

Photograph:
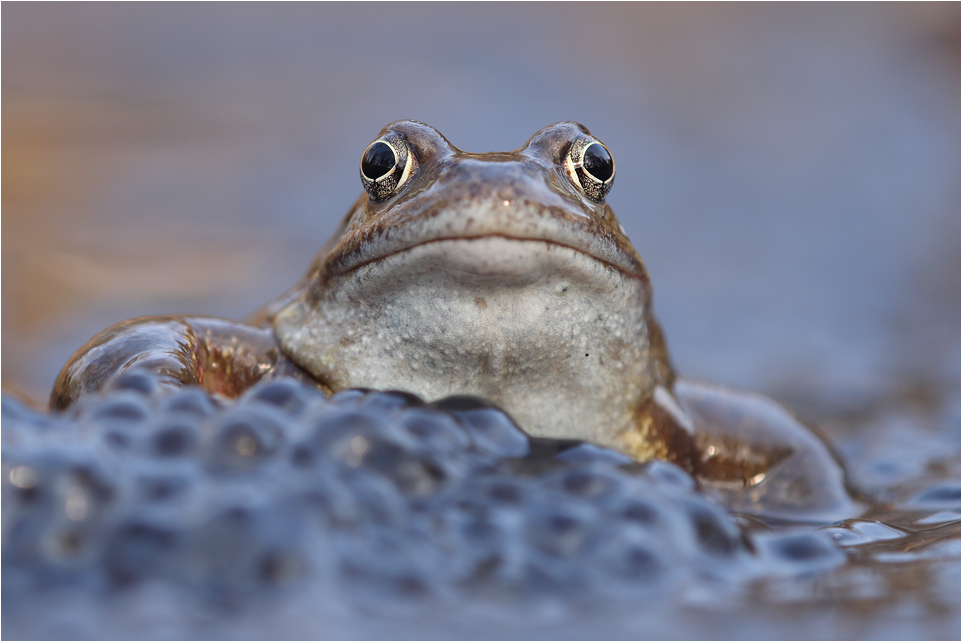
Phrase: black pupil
[
  {"left": 582, "top": 143, "right": 613, "bottom": 182},
  {"left": 362, "top": 142, "right": 397, "bottom": 180}
]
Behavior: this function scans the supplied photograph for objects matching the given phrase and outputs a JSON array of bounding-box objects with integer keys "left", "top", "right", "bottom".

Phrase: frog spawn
[{"left": 4, "top": 373, "right": 854, "bottom": 635}]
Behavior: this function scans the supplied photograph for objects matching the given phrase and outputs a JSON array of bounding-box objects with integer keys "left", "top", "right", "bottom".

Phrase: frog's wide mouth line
[{"left": 326, "top": 234, "right": 645, "bottom": 281}]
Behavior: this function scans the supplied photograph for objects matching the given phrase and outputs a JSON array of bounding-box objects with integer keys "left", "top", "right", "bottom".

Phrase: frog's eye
[
  {"left": 360, "top": 133, "right": 417, "bottom": 202},
  {"left": 565, "top": 137, "right": 615, "bottom": 202}
]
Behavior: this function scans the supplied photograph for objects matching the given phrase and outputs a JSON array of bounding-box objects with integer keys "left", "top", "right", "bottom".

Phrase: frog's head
[{"left": 274, "top": 121, "right": 673, "bottom": 448}]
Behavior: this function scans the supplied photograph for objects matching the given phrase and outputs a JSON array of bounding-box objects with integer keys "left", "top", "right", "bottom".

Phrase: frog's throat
[{"left": 274, "top": 237, "right": 659, "bottom": 448}]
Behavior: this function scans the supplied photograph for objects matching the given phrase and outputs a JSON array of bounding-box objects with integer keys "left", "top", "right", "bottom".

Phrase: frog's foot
[
  {"left": 673, "top": 380, "right": 860, "bottom": 523},
  {"left": 50, "top": 316, "right": 317, "bottom": 410}
]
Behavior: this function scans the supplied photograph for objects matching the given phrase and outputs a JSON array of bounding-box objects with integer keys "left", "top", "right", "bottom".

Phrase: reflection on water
[{"left": 2, "top": 3, "right": 958, "bottom": 639}]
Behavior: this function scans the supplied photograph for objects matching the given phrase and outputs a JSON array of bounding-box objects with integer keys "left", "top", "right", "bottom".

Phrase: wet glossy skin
[
  {"left": 51, "top": 121, "right": 856, "bottom": 520},
  {"left": 273, "top": 121, "right": 676, "bottom": 457}
]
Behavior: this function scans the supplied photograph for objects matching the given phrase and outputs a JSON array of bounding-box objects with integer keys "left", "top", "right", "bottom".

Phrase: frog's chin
[{"left": 274, "top": 236, "right": 657, "bottom": 446}]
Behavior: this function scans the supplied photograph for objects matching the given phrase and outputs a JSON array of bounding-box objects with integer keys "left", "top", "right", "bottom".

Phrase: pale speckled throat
[
  {"left": 274, "top": 120, "right": 661, "bottom": 446},
  {"left": 275, "top": 235, "right": 654, "bottom": 446}
]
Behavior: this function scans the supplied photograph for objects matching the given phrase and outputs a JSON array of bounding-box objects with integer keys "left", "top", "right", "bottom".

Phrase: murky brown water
[{"left": 3, "top": 4, "right": 959, "bottom": 639}]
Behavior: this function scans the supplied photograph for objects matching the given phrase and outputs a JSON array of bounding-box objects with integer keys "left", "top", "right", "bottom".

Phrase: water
[{"left": 2, "top": 4, "right": 959, "bottom": 639}]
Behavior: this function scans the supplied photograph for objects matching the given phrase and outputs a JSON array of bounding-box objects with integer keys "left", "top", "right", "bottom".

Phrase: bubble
[
  {"left": 587, "top": 529, "right": 668, "bottom": 593},
  {"left": 398, "top": 408, "right": 471, "bottom": 457},
  {"left": 480, "top": 477, "right": 529, "bottom": 507},
  {"left": 88, "top": 394, "right": 152, "bottom": 423},
  {"left": 681, "top": 499, "right": 743, "bottom": 558},
  {"left": 79, "top": 393, "right": 154, "bottom": 451},
  {"left": 42, "top": 525, "right": 93, "bottom": 562},
  {"left": 753, "top": 531, "right": 846, "bottom": 575},
  {"left": 555, "top": 442, "right": 634, "bottom": 466},
  {"left": 105, "top": 521, "right": 180, "bottom": 587},
  {"left": 161, "top": 388, "right": 219, "bottom": 419},
  {"left": 241, "top": 378, "right": 326, "bottom": 417},
  {"left": 618, "top": 498, "right": 666, "bottom": 529},
  {"left": 202, "top": 406, "right": 285, "bottom": 473},
  {"left": 1, "top": 373, "right": 789, "bottom": 630},
  {"left": 361, "top": 390, "right": 426, "bottom": 413},
  {"left": 294, "top": 407, "right": 456, "bottom": 496},
  {"left": 150, "top": 423, "right": 197, "bottom": 458},
  {"left": 431, "top": 396, "right": 530, "bottom": 458},
  {"left": 547, "top": 469, "right": 625, "bottom": 503},
  {"left": 137, "top": 474, "right": 191, "bottom": 503},
  {"left": 330, "top": 388, "right": 370, "bottom": 406},
  {"left": 106, "top": 369, "right": 164, "bottom": 397},
  {"left": 524, "top": 504, "right": 597, "bottom": 559},
  {"left": 642, "top": 460, "right": 696, "bottom": 491}
]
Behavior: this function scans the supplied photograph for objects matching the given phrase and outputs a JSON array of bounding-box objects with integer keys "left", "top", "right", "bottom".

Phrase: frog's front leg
[
  {"left": 674, "top": 380, "right": 859, "bottom": 522},
  {"left": 50, "top": 316, "right": 314, "bottom": 410}
]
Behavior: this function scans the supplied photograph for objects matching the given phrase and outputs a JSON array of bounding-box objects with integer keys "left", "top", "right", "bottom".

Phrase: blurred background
[{"left": 3, "top": 3, "right": 959, "bottom": 426}]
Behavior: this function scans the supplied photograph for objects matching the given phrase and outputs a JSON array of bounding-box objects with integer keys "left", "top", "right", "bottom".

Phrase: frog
[{"left": 50, "top": 121, "right": 856, "bottom": 521}]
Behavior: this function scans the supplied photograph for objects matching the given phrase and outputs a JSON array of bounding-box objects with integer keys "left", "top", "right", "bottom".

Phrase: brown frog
[{"left": 51, "top": 121, "right": 855, "bottom": 520}]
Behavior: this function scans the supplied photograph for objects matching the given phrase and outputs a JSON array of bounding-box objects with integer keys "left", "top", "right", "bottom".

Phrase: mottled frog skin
[{"left": 51, "top": 122, "right": 855, "bottom": 520}]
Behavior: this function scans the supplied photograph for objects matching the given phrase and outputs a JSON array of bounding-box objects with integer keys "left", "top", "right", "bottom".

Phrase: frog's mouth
[
  {"left": 341, "top": 234, "right": 636, "bottom": 283},
  {"left": 315, "top": 237, "right": 653, "bottom": 325},
  {"left": 322, "top": 200, "right": 648, "bottom": 283}
]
